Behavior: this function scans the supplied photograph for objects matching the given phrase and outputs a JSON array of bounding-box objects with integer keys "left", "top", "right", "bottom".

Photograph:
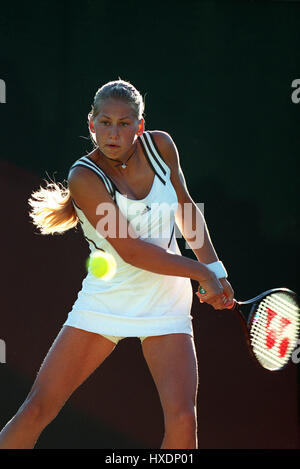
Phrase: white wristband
[{"left": 206, "top": 261, "right": 228, "bottom": 279}]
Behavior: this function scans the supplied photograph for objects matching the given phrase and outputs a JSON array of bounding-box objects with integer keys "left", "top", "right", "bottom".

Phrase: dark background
[{"left": 0, "top": 0, "right": 299, "bottom": 449}]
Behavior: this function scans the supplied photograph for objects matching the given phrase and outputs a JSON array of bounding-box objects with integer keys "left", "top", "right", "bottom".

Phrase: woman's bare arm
[
  {"left": 149, "top": 131, "right": 234, "bottom": 306},
  {"left": 149, "top": 131, "right": 219, "bottom": 262},
  {"left": 68, "top": 167, "right": 219, "bottom": 288}
]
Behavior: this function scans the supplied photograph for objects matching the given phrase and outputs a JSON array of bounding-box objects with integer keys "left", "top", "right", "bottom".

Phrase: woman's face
[{"left": 89, "top": 98, "right": 144, "bottom": 158}]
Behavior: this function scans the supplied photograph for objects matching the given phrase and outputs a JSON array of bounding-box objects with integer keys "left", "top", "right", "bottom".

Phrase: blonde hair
[
  {"left": 88, "top": 79, "right": 145, "bottom": 146},
  {"left": 91, "top": 79, "right": 144, "bottom": 119},
  {"left": 28, "top": 179, "right": 78, "bottom": 235},
  {"left": 29, "top": 79, "right": 144, "bottom": 235}
]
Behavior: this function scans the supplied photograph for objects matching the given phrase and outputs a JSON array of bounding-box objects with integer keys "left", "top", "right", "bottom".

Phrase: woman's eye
[{"left": 99, "top": 121, "right": 129, "bottom": 126}]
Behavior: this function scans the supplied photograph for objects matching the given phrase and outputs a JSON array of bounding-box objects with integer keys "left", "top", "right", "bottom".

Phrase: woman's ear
[
  {"left": 89, "top": 114, "right": 95, "bottom": 134},
  {"left": 137, "top": 119, "right": 145, "bottom": 136}
]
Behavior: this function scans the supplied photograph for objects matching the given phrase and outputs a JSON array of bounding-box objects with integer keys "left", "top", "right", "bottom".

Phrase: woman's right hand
[{"left": 195, "top": 274, "right": 227, "bottom": 310}]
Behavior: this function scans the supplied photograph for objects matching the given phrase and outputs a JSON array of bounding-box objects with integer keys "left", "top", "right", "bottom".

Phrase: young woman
[{"left": 0, "top": 79, "right": 234, "bottom": 449}]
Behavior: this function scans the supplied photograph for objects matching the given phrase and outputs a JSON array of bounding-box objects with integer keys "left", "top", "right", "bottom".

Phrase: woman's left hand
[
  {"left": 196, "top": 277, "right": 234, "bottom": 310},
  {"left": 219, "top": 278, "right": 234, "bottom": 308}
]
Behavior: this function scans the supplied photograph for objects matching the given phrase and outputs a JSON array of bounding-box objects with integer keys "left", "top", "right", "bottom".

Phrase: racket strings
[{"left": 249, "top": 293, "right": 300, "bottom": 370}]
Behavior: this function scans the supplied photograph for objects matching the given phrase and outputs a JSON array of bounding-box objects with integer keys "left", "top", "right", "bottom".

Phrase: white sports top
[{"left": 64, "top": 131, "right": 193, "bottom": 337}]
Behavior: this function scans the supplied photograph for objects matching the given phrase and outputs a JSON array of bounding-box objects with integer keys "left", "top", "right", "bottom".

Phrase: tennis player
[{"left": 0, "top": 79, "right": 234, "bottom": 449}]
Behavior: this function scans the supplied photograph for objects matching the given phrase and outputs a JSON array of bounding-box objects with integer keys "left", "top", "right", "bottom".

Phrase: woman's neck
[{"left": 91, "top": 142, "right": 141, "bottom": 177}]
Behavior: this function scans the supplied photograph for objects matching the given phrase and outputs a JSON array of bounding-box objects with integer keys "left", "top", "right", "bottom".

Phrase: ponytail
[{"left": 28, "top": 179, "right": 79, "bottom": 235}]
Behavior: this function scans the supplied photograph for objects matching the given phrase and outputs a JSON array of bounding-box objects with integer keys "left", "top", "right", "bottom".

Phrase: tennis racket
[{"left": 198, "top": 286, "right": 300, "bottom": 371}]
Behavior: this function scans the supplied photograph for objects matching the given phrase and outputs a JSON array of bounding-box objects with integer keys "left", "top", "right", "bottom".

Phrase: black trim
[
  {"left": 81, "top": 157, "right": 114, "bottom": 188},
  {"left": 143, "top": 132, "right": 167, "bottom": 176},
  {"left": 147, "top": 131, "right": 167, "bottom": 165},
  {"left": 70, "top": 161, "right": 116, "bottom": 200},
  {"left": 139, "top": 136, "right": 166, "bottom": 186},
  {"left": 84, "top": 236, "right": 105, "bottom": 252},
  {"left": 71, "top": 196, "right": 82, "bottom": 210},
  {"left": 168, "top": 223, "right": 175, "bottom": 248},
  {"left": 85, "top": 156, "right": 118, "bottom": 199}
]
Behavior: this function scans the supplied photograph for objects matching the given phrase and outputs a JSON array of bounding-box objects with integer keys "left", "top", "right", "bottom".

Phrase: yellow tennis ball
[{"left": 87, "top": 251, "right": 116, "bottom": 280}]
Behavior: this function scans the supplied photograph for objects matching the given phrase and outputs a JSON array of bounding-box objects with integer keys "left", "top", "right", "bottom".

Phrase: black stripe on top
[
  {"left": 71, "top": 197, "right": 82, "bottom": 210},
  {"left": 69, "top": 159, "right": 116, "bottom": 200},
  {"left": 84, "top": 156, "right": 118, "bottom": 199},
  {"left": 84, "top": 236, "right": 105, "bottom": 252},
  {"left": 142, "top": 132, "right": 167, "bottom": 176},
  {"left": 168, "top": 223, "right": 175, "bottom": 249},
  {"left": 81, "top": 157, "right": 115, "bottom": 193},
  {"left": 139, "top": 135, "right": 166, "bottom": 186},
  {"left": 147, "top": 131, "right": 167, "bottom": 165}
]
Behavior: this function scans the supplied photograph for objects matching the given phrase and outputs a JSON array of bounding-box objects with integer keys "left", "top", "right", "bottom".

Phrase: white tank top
[{"left": 65, "top": 131, "right": 193, "bottom": 337}]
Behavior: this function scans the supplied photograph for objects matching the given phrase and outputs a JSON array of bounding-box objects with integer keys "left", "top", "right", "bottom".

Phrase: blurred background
[{"left": 0, "top": 0, "right": 299, "bottom": 449}]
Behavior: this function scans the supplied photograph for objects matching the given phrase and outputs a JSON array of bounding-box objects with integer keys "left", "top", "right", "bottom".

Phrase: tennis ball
[{"left": 87, "top": 251, "right": 116, "bottom": 280}]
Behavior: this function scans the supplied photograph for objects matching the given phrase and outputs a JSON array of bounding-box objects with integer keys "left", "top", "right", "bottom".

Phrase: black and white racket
[{"left": 198, "top": 286, "right": 300, "bottom": 371}]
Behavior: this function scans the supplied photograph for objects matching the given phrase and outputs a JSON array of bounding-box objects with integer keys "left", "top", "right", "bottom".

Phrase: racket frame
[{"left": 229, "top": 288, "right": 300, "bottom": 371}]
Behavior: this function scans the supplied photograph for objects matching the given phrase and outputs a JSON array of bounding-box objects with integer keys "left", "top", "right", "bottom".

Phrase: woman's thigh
[
  {"left": 141, "top": 333, "right": 198, "bottom": 417},
  {"left": 25, "top": 325, "right": 116, "bottom": 413}
]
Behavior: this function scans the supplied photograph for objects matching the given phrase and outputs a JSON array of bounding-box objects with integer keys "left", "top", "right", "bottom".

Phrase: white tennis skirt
[{"left": 64, "top": 270, "right": 194, "bottom": 338}]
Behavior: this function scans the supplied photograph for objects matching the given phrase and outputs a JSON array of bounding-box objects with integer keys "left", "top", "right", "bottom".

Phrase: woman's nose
[{"left": 109, "top": 125, "right": 119, "bottom": 138}]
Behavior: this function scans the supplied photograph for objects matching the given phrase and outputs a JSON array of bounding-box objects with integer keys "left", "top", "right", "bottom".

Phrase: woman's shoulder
[
  {"left": 68, "top": 148, "right": 98, "bottom": 174},
  {"left": 147, "top": 129, "right": 173, "bottom": 146},
  {"left": 146, "top": 130, "right": 179, "bottom": 168}
]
